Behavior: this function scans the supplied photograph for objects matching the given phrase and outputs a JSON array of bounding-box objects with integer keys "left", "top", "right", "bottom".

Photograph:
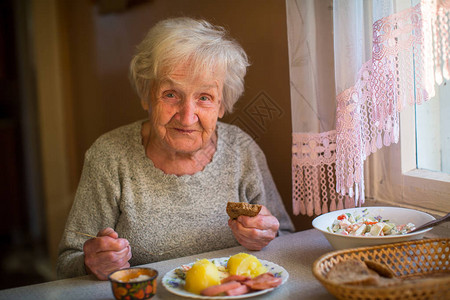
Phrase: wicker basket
[{"left": 313, "top": 238, "right": 450, "bottom": 300}]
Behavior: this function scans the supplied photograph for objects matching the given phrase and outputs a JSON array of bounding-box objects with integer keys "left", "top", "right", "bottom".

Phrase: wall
[{"left": 36, "top": 0, "right": 313, "bottom": 268}]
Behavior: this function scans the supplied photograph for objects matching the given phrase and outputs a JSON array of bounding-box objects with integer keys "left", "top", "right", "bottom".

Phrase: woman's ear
[
  {"left": 141, "top": 98, "right": 149, "bottom": 111},
  {"left": 218, "top": 104, "right": 225, "bottom": 118}
]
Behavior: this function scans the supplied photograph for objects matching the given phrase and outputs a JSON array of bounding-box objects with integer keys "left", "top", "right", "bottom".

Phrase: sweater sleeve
[
  {"left": 56, "top": 143, "right": 121, "bottom": 279},
  {"left": 240, "top": 139, "right": 295, "bottom": 234}
]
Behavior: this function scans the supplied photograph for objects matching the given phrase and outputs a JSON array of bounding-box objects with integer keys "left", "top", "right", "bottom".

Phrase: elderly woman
[{"left": 57, "top": 17, "right": 294, "bottom": 280}]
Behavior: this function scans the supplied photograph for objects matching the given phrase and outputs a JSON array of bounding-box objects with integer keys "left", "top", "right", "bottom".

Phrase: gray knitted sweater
[{"left": 57, "top": 120, "right": 294, "bottom": 279}]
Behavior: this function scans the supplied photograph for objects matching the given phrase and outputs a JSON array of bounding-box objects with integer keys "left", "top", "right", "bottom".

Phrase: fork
[
  {"left": 67, "top": 229, "right": 183, "bottom": 256},
  {"left": 407, "top": 212, "right": 450, "bottom": 233}
]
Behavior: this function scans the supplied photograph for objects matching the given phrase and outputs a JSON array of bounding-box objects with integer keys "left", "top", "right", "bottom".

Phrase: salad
[{"left": 328, "top": 209, "right": 416, "bottom": 236}]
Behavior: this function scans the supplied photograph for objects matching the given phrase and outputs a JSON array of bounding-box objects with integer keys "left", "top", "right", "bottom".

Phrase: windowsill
[{"left": 404, "top": 168, "right": 450, "bottom": 183}]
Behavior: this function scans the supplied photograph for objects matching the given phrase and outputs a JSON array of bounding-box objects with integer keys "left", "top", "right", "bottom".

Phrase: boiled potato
[
  {"left": 184, "top": 259, "right": 220, "bottom": 294},
  {"left": 227, "top": 253, "right": 267, "bottom": 278}
]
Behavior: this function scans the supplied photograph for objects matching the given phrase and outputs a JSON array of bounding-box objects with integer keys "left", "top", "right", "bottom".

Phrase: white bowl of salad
[{"left": 312, "top": 206, "right": 436, "bottom": 250}]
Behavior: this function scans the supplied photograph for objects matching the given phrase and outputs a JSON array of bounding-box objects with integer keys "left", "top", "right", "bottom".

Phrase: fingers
[
  {"left": 237, "top": 214, "right": 280, "bottom": 232},
  {"left": 83, "top": 228, "right": 132, "bottom": 280},
  {"left": 227, "top": 205, "right": 280, "bottom": 251},
  {"left": 230, "top": 219, "right": 278, "bottom": 240},
  {"left": 84, "top": 245, "right": 132, "bottom": 280},
  {"left": 91, "top": 246, "right": 131, "bottom": 266},
  {"left": 86, "top": 253, "right": 131, "bottom": 280},
  {"left": 85, "top": 235, "right": 129, "bottom": 253},
  {"left": 228, "top": 219, "right": 278, "bottom": 251},
  {"left": 97, "top": 227, "right": 119, "bottom": 239}
]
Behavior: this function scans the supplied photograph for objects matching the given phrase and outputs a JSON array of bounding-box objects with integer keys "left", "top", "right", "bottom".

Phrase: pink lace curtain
[{"left": 288, "top": 0, "right": 450, "bottom": 217}]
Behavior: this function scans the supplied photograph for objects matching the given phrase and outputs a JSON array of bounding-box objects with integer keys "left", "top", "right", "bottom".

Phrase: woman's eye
[
  {"left": 199, "top": 95, "right": 211, "bottom": 101},
  {"left": 164, "top": 93, "right": 175, "bottom": 98}
]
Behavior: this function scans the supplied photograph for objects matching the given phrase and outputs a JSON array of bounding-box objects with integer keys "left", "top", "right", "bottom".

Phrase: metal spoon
[{"left": 408, "top": 212, "right": 450, "bottom": 233}]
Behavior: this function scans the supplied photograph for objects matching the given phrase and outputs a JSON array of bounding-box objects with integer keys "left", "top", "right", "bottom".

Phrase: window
[
  {"left": 416, "top": 80, "right": 450, "bottom": 174},
  {"left": 365, "top": 81, "right": 450, "bottom": 216},
  {"left": 364, "top": 0, "right": 450, "bottom": 216}
]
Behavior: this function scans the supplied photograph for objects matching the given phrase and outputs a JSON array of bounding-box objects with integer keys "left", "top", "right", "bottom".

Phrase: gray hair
[{"left": 129, "top": 17, "right": 250, "bottom": 114}]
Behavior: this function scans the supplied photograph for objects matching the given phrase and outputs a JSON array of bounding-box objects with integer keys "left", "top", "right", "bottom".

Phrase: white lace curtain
[{"left": 287, "top": 0, "right": 450, "bottom": 216}]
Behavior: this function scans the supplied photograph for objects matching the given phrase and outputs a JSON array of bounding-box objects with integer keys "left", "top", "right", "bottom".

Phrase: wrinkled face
[{"left": 142, "top": 63, "right": 225, "bottom": 154}]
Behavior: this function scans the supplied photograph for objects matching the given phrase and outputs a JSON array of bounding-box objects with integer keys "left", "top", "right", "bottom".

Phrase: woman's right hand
[{"left": 83, "top": 227, "right": 132, "bottom": 280}]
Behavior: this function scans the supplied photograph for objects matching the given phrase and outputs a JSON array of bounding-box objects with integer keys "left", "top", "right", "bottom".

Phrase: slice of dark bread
[
  {"left": 226, "top": 202, "right": 262, "bottom": 219},
  {"left": 364, "top": 260, "right": 395, "bottom": 278},
  {"left": 326, "top": 259, "right": 380, "bottom": 286},
  {"left": 327, "top": 259, "right": 402, "bottom": 286}
]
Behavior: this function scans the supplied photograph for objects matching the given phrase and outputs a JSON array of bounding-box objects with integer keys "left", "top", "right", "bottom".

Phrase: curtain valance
[{"left": 289, "top": 0, "right": 450, "bottom": 216}]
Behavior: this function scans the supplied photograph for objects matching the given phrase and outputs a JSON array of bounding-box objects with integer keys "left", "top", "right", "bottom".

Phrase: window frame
[{"left": 365, "top": 102, "right": 450, "bottom": 217}]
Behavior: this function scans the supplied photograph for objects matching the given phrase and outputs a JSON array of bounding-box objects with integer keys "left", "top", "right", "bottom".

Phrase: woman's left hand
[{"left": 228, "top": 205, "right": 280, "bottom": 250}]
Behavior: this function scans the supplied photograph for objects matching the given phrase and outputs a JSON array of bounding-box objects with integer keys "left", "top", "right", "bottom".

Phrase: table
[
  {"left": 1, "top": 227, "right": 448, "bottom": 300},
  {"left": 1, "top": 229, "right": 335, "bottom": 299}
]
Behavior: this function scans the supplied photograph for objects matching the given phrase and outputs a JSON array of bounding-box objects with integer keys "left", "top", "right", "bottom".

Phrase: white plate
[{"left": 162, "top": 257, "right": 289, "bottom": 299}]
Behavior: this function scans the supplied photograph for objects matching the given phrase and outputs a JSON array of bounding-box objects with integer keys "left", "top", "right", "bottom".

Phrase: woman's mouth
[{"left": 173, "top": 128, "right": 196, "bottom": 134}]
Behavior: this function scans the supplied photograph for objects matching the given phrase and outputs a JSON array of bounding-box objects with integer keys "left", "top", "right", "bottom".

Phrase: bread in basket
[{"left": 313, "top": 238, "right": 450, "bottom": 300}]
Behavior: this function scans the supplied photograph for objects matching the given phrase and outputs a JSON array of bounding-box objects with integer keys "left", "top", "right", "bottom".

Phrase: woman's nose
[{"left": 177, "top": 99, "right": 198, "bottom": 125}]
